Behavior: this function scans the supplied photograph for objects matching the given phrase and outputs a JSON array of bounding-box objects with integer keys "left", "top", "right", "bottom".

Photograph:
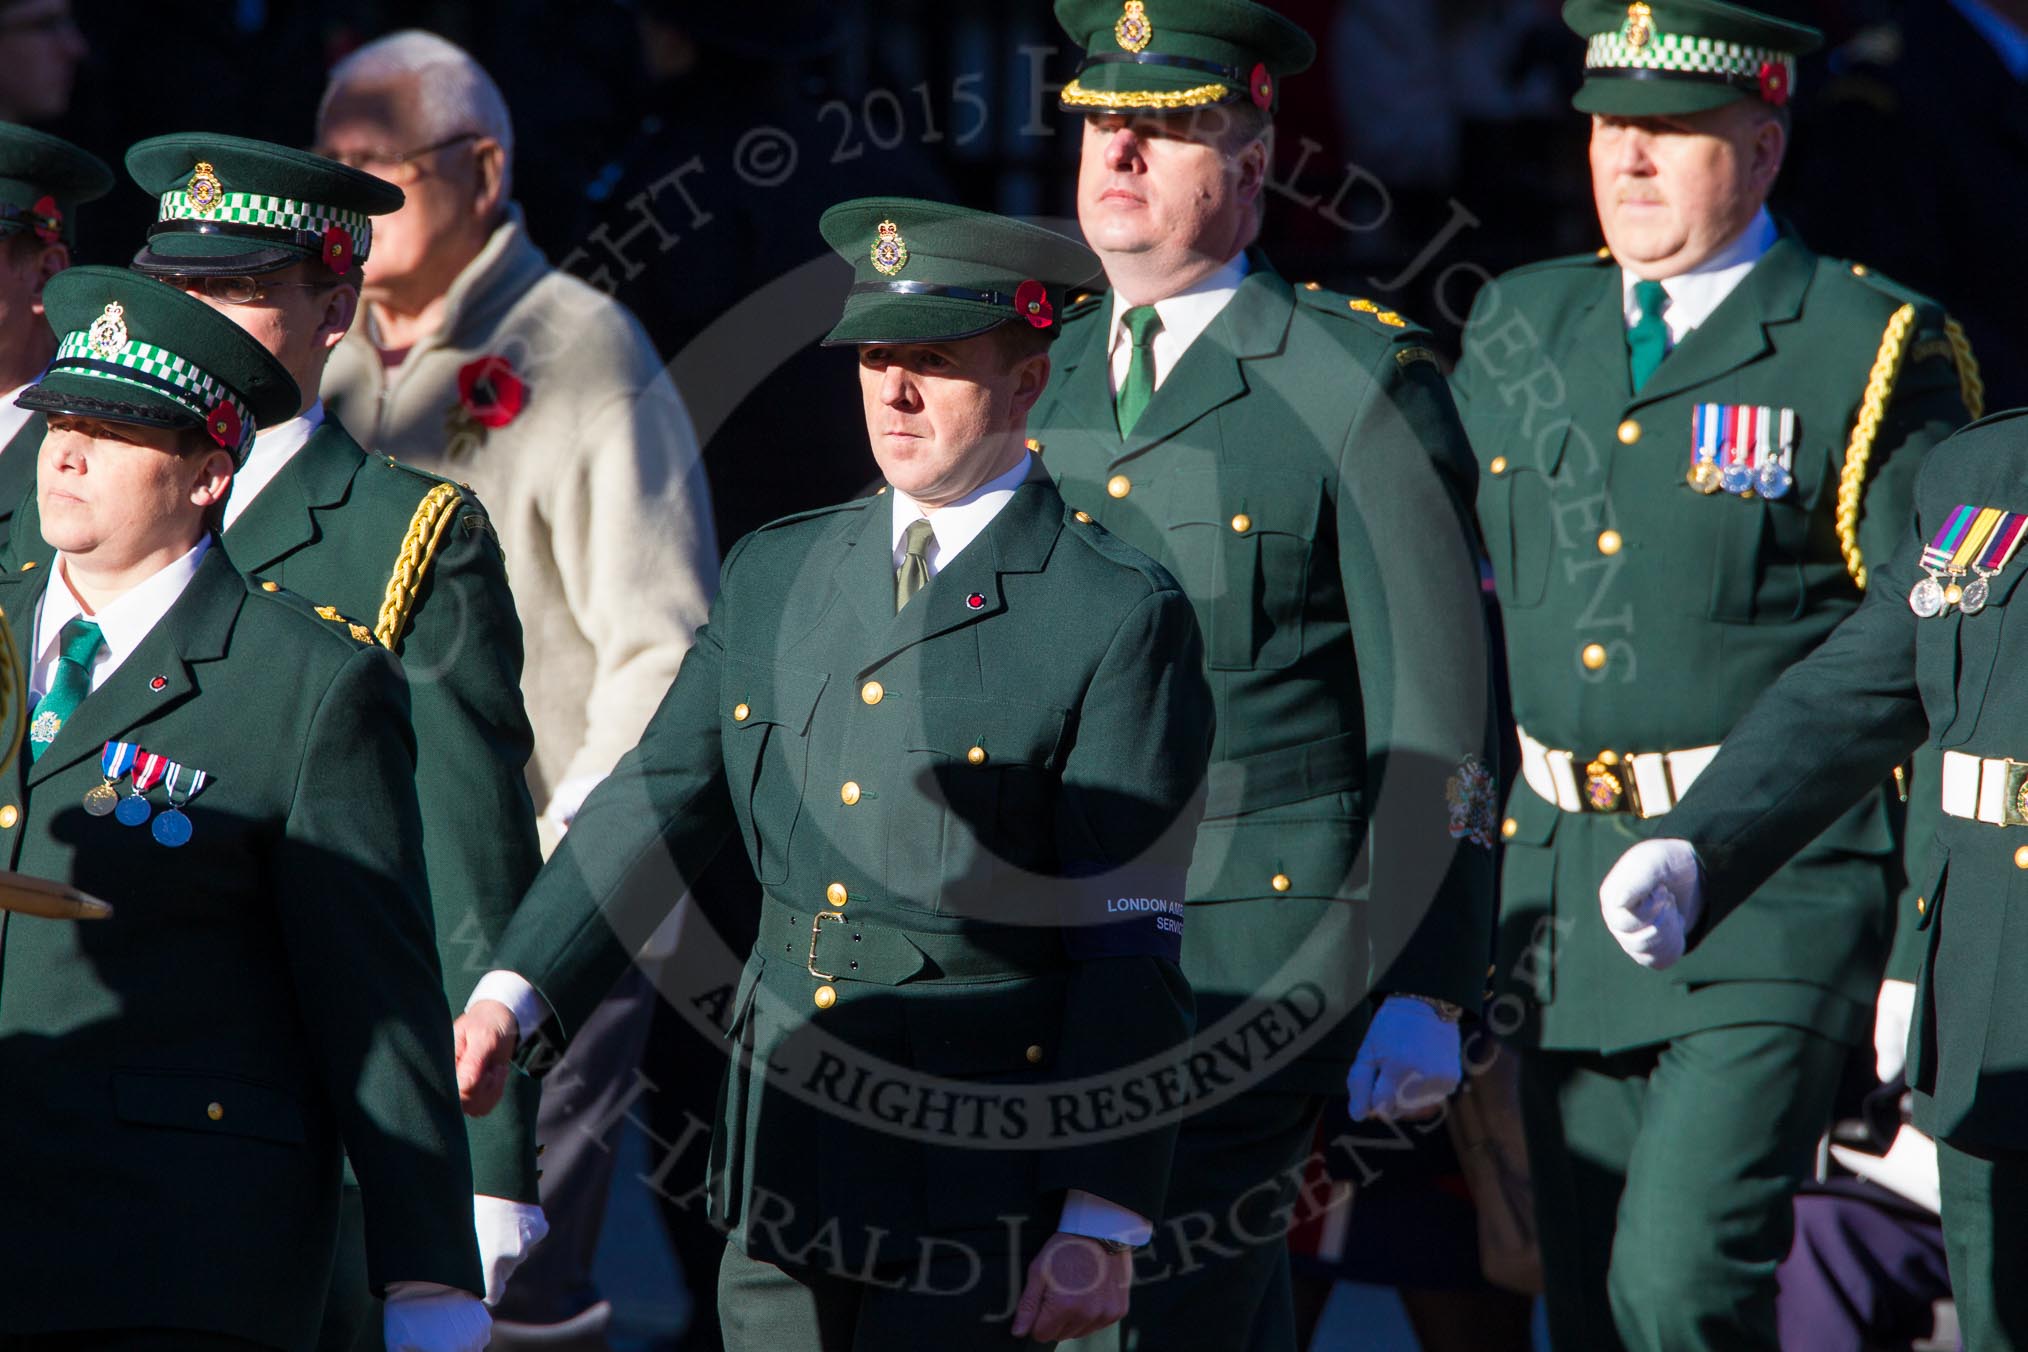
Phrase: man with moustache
[
  {"left": 450, "top": 199, "right": 1214, "bottom": 1349},
  {"left": 1028, "top": 2, "right": 1501, "bottom": 1347},
  {"left": 1449, "top": 2, "right": 1982, "bottom": 1347}
]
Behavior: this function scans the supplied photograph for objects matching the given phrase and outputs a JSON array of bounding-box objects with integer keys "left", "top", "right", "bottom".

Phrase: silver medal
[
  {"left": 1962, "top": 575, "right": 1992, "bottom": 615},
  {"left": 1910, "top": 575, "right": 1946, "bottom": 618}
]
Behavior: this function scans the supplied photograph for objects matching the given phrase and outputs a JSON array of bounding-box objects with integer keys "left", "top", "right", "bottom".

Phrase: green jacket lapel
[
  {"left": 223, "top": 419, "right": 367, "bottom": 574},
  {"left": 1043, "top": 303, "right": 1125, "bottom": 447},
  {"left": 1116, "top": 258, "right": 1291, "bottom": 462},
  {"left": 1572, "top": 267, "right": 1633, "bottom": 404},
  {"left": 27, "top": 546, "right": 244, "bottom": 786},
  {"left": 0, "top": 563, "right": 42, "bottom": 801},
  {"left": 1631, "top": 234, "right": 1815, "bottom": 411}
]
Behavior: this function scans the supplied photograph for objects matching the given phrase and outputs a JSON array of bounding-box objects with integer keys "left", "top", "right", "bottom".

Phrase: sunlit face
[
  {"left": 1589, "top": 104, "right": 1782, "bottom": 277},
  {"left": 163, "top": 265, "right": 352, "bottom": 410},
  {"left": 39, "top": 415, "right": 229, "bottom": 564},
  {"left": 1077, "top": 111, "right": 1259, "bottom": 275},
  {"left": 316, "top": 81, "right": 484, "bottom": 289},
  {"left": 856, "top": 332, "right": 1047, "bottom": 508}
]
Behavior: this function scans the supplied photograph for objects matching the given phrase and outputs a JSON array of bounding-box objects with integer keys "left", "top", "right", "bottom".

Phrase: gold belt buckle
[
  {"left": 808, "top": 910, "right": 846, "bottom": 979},
  {"left": 1583, "top": 750, "right": 1637, "bottom": 814},
  {"left": 2002, "top": 761, "right": 2028, "bottom": 827}
]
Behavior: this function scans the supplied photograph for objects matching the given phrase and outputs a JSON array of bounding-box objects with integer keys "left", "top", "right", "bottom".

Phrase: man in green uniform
[
  {"left": 1029, "top": 3, "right": 1500, "bottom": 1346},
  {"left": 450, "top": 198, "right": 1215, "bottom": 1348},
  {"left": 0, "top": 134, "right": 548, "bottom": 1341},
  {"left": 1600, "top": 404, "right": 2028, "bottom": 1351},
  {"left": 0, "top": 121, "right": 110, "bottom": 536},
  {"left": 0, "top": 266, "right": 488, "bottom": 1351},
  {"left": 1449, "top": 2, "right": 1983, "bottom": 1346}
]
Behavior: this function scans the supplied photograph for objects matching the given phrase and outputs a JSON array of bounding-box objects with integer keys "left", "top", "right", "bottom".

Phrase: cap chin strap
[{"left": 145, "top": 218, "right": 372, "bottom": 265}]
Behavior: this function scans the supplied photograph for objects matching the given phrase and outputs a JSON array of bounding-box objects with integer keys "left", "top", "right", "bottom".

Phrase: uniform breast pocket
[
  {"left": 1163, "top": 468, "right": 1323, "bottom": 670},
  {"left": 898, "top": 696, "right": 1067, "bottom": 914},
  {"left": 1477, "top": 425, "right": 1569, "bottom": 611},
  {"left": 1935, "top": 566, "right": 2028, "bottom": 747},
  {"left": 1682, "top": 442, "right": 1832, "bottom": 624},
  {"left": 720, "top": 655, "right": 829, "bottom": 885}
]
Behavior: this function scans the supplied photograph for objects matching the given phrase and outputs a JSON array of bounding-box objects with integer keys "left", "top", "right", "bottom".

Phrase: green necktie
[
  {"left": 1115, "top": 305, "right": 1164, "bottom": 437},
  {"left": 895, "top": 517, "right": 935, "bottom": 613},
  {"left": 28, "top": 617, "right": 103, "bottom": 761},
  {"left": 1627, "top": 279, "right": 1671, "bottom": 392}
]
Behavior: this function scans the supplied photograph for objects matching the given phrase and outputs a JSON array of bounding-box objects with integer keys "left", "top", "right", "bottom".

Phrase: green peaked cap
[
  {"left": 18, "top": 265, "right": 299, "bottom": 463},
  {"left": 1054, "top": 0, "right": 1314, "bottom": 115},
  {"left": 818, "top": 197, "right": 1101, "bottom": 346},
  {"left": 0, "top": 122, "right": 113, "bottom": 248},
  {"left": 1564, "top": 0, "right": 1823, "bottom": 115},
  {"left": 125, "top": 132, "right": 404, "bottom": 277}
]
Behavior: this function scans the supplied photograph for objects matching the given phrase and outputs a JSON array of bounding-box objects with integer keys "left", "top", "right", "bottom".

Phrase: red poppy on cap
[
  {"left": 206, "top": 399, "right": 242, "bottom": 450},
  {"left": 1014, "top": 280, "right": 1054, "bottom": 330},
  {"left": 1758, "top": 61, "right": 1790, "bottom": 107},
  {"left": 456, "top": 355, "right": 527, "bottom": 430},
  {"left": 1251, "top": 64, "right": 1273, "bottom": 110},
  {"left": 321, "top": 225, "right": 354, "bottom": 274},
  {"left": 30, "top": 196, "right": 60, "bottom": 245}
]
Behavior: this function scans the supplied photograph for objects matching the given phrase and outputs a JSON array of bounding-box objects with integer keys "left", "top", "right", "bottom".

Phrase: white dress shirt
[
  {"left": 224, "top": 400, "right": 324, "bottom": 530},
  {"left": 1620, "top": 208, "right": 1778, "bottom": 347},
  {"left": 888, "top": 453, "right": 1033, "bottom": 575},
  {"left": 1107, "top": 252, "right": 1251, "bottom": 396},
  {"left": 0, "top": 382, "right": 34, "bottom": 455},
  {"left": 31, "top": 538, "right": 210, "bottom": 701}
]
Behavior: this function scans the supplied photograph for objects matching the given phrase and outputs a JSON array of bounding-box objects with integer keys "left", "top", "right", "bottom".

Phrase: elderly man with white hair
[{"left": 314, "top": 27, "right": 720, "bottom": 1345}]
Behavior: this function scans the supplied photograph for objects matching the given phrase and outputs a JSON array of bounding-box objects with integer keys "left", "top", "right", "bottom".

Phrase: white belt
[
  {"left": 1517, "top": 726, "right": 1719, "bottom": 819},
  {"left": 1940, "top": 750, "right": 2028, "bottom": 826}
]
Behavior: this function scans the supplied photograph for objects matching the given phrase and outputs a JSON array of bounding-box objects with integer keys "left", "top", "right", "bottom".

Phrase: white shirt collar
[
  {"left": 1107, "top": 252, "right": 1251, "bottom": 393},
  {"left": 889, "top": 453, "right": 1035, "bottom": 576},
  {"left": 0, "top": 381, "right": 35, "bottom": 458},
  {"left": 33, "top": 537, "right": 211, "bottom": 698},
  {"left": 1952, "top": 0, "right": 2028, "bottom": 80},
  {"left": 224, "top": 400, "right": 324, "bottom": 530},
  {"left": 1621, "top": 208, "right": 1778, "bottom": 344}
]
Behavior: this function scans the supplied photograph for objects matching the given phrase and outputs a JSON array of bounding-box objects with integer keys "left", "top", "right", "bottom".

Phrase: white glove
[
  {"left": 1599, "top": 838, "right": 1705, "bottom": 970},
  {"left": 474, "top": 1194, "right": 550, "bottom": 1306},
  {"left": 383, "top": 1284, "right": 492, "bottom": 1352},
  {"left": 1874, "top": 978, "right": 1917, "bottom": 1084},
  {"left": 1345, "top": 995, "right": 1462, "bottom": 1121}
]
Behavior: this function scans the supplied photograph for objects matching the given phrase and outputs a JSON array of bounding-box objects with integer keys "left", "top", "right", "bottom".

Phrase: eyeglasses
[
  {"left": 173, "top": 275, "right": 329, "bottom": 306},
  {"left": 313, "top": 132, "right": 481, "bottom": 185}
]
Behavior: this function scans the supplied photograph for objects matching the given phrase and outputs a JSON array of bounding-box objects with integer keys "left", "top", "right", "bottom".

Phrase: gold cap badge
[
  {"left": 871, "top": 219, "right": 909, "bottom": 277},
  {"left": 187, "top": 160, "right": 223, "bottom": 212},
  {"left": 87, "top": 301, "right": 127, "bottom": 359},
  {"left": 1624, "top": 2, "right": 1654, "bottom": 49},
  {"left": 1115, "top": 0, "right": 1153, "bottom": 53}
]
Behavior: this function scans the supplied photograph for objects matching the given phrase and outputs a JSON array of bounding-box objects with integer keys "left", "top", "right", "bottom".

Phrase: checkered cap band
[
  {"left": 158, "top": 189, "right": 372, "bottom": 253},
  {"left": 52, "top": 328, "right": 255, "bottom": 454},
  {"left": 1586, "top": 30, "right": 1793, "bottom": 87}
]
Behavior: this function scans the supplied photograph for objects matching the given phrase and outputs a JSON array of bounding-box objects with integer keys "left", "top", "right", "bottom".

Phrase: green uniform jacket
[
  {"left": 490, "top": 471, "right": 1212, "bottom": 1268},
  {"left": 0, "top": 414, "right": 41, "bottom": 545},
  {"left": 0, "top": 546, "right": 481, "bottom": 1348},
  {"left": 6, "top": 417, "right": 545, "bottom": 1200},
  {"left": 1029, "top": 257, "right": 1499, "bottom": 1093},
  {"left": 1453, "top": 234, "right": 1976, "bottom": 1051},
  {"left": 1663, "top": 409, "right": 2028, "bottom": 1150}
]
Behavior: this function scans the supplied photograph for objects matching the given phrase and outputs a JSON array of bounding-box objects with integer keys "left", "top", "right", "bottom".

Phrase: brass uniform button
[
  {"left": 1598, "top": 530, "right": 1623, "bottom": 556},
  {"left": 861, "top": 681, "right": 884, "bottom": 706},
  {"left": 1489, "top": 456, "right": 1508, "bottom": 476},
  {"left": 1271, "top": 873, "right": 1292, "bottom": 893},
  {"left": 0, "top": 806, "right": 17, "bottom": 829},
  {"left": 1852, "top": 263, "right": 1869, "bottom": 277},
  {"left": 1917, "top": 896, "right": 1928, "bottom": 915},
  {"left": 18, "top": 560, "right": 34, "bottom": 572},
  {"left": 2014, "top": 845, "right": 2028, "bottom": 871},
  {"left": 260, "top": 580, "right": 279, "bottom": 592},
  {"left": 813, "top": 984, "right": 837, "bottom": 1009},
  {"left": 966, "top": 746, "right": 987, "bottom": 766},
  {"left": 1501, "top": 817, "right": 1518, "bottom": 840},
  {"left": 1303, "top": 281, "right": 1322, "bottom": 291},
  {"left": 1617, "top": 419, "right": 1642, "bottom": 445},
  {"left": 1107, "top": 474, "right": 1132, "bottom": 499},
  {"left": 1074, "top": 510, "right": 1093, "bottom": 524},
  {"left": 1582, "top": 643, "right": 1608, "bottom": 671},
  {"left": 841, "top": 781, "right": 862, "bottom": 806},
  {"left": 876, "top": 486, "right": 889, "bottom": 495},
  {"left": 1026, "top": 1045, "right": 1045, "bottom": 1064},
  {"left": 826, "top": 882, "right": 848, "bottom": 907},
  {"left": 1596, "top": 246, "right": 1612, "bottom": 259},
  {"left": 1230, "top": 513, "right": 1252, "bottom": 534},
  {"left": 733, "top": 703, "right": 751, "bottom": 723},
  {"left": 206, "top": 1102, "right": 224, "bottom": 1122}
]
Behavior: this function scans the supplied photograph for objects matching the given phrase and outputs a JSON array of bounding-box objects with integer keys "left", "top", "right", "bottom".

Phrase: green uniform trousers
[
  {"left": 1937, "top": 1138, "right": 2028, "bottom": 1351},
  {"left": 1519, "top": 1025, "right": 1846, "bottom": 1352},
  {"left": 717, "top": 1234, "right": 1050, "bottom": 1351}
]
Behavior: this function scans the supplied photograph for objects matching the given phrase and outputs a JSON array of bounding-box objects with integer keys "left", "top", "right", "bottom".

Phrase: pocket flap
[
  {"left": 904, "top": 976, "right": 1066, "bottom": 1076},
  {"left": 113, "top": 1070, "right": 306, "bottom": 1145},
  {"left": 1501, "top": 782, "right": 1560, "bottom": 848},
  {"left": 907, "top": 696, "right": 1067, "bottom": 769},
  {"left": 1164, "top": 468, "right": 1324, "bottom": 537},
  {"left": 722, "top": 654, "right": 829, "bottom": 734}
]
